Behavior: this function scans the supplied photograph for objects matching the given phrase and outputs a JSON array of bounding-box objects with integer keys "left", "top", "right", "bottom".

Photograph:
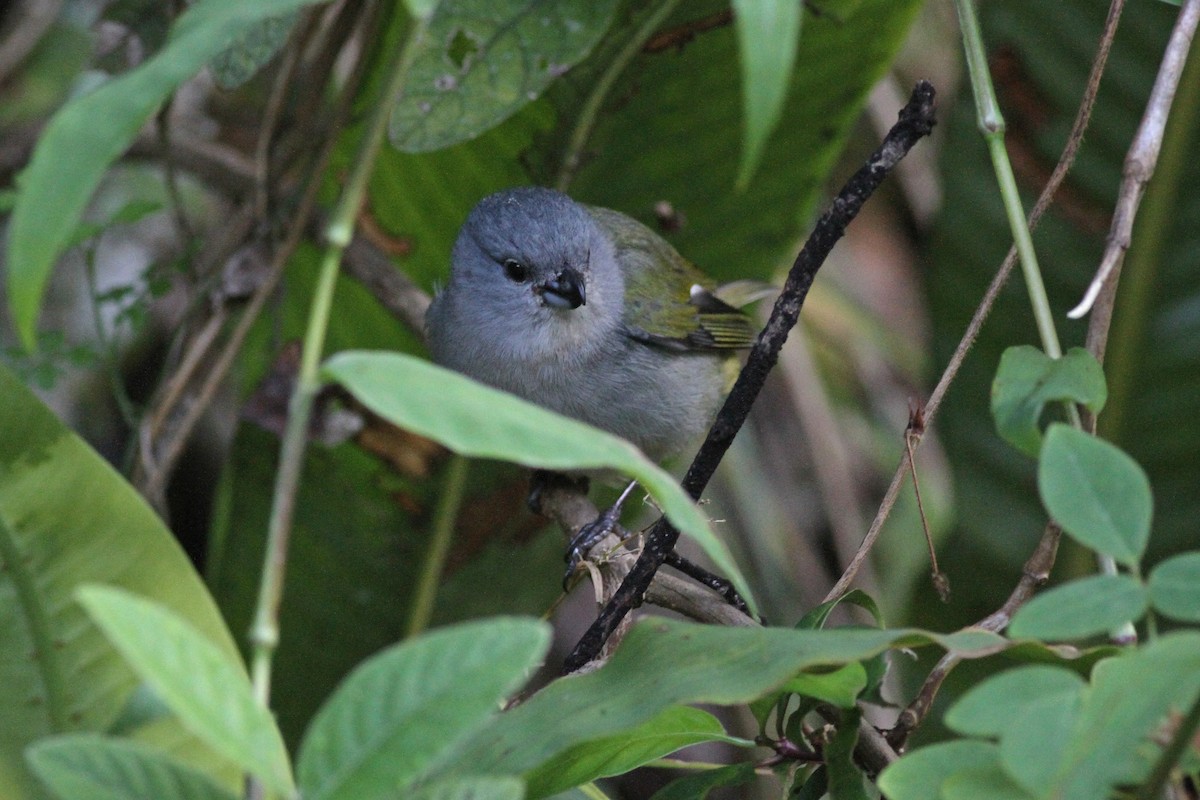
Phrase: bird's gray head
[{"left": 434, "top": 187, "right": 624, "bottom": 365}]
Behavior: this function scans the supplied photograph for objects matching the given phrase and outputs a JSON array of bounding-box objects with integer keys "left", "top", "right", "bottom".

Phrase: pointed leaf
[
  {"left": 991, "top": 346, "right": 1107, "bottom": 457},
  {"left": 297, "top": 617, "right": 550, "bottom": 800},
  {"left": 731, "top": 0, "right": 802, "bottom": 186},
  {"left": 456, "top": 619, "right": 1001, "bottom": 779},
  {"left": 6, "top": 0, "right": 328, "bottom": 349},
  {"left": 648, "top": 762, "right": 758, "bottom": 800},
  {"left": 321, "top": 350, "right": 758, "bottom": 615},
  {"left": 1008, "top": 574, "right": 1148, "bottom": 641},
  {"left": 523, "top": 705, "right": 750, "bottom": 799},
  {"left": 1038, "top": 424, "right": 1152, "bottom": 566},
  {"left": 0, "top": 364, "right": 243, "bottom": 797},
  {"left": 26, "top": 735, "right": 237, "bottom": 800},
  {"left": 75, "top": 586, "right": 293, "bottom": 795}
]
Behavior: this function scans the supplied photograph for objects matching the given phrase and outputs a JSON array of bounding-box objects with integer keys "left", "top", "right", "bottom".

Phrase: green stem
[
  {"left": 1136, "top": 687, "right": 1200, "bottom": 800},
  {"left": 248, "top": 14, "right": 431, "bottom": 707},
  {"left": 955, "top": 0, "right": 1065, "bottom": 365},
  {"left": 577, "top": 783, "right": 614, "bottom": 800},
  {"left": 405, "top": 454, "right": 468, "bottom": 638},
  {"left": 956, "top": 0, "right": 1134, "bottom": 632},
  {"left": 554, "top": 0, "right": 685, "bottom": 191}
]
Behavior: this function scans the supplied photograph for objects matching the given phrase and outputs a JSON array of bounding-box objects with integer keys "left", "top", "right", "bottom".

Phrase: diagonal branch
[{"left": 563, "top": 80, "right": 938, "bottom": 673}]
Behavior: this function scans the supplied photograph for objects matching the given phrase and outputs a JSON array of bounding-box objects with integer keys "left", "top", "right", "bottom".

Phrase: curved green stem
[
  {"left": 248, "top": 14, "right": 431, "bottom": 707},
  {"left": 406, "top": 454, "right": 469, "bottom": 638},
  {"left": 554, "top": 0, "right": 685, "bottom": 191}
]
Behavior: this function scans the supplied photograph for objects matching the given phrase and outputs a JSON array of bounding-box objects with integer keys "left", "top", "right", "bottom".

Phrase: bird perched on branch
[{"left": 426, "top": 186, "right": 759, "bottom": 462}]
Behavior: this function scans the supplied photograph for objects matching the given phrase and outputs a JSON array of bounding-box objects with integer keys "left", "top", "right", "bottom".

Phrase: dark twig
[
  {"left": 642, "top": 9, "right": 732, "bottom": 53},
  {"left": 562, "top": 81, "right": 938, "bottom": 673},
  {"left": 824, "top": 0, "right": 1126, "bottom": 604}
]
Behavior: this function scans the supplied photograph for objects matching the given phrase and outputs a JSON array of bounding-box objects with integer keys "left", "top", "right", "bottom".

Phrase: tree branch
[{"left": 563, "top": 80, "right": 938, "bottom": 673}]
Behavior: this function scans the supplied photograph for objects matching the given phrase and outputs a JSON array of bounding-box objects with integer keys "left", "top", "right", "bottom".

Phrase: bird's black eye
[{"left": 503, "top": 259, "right": 529, "bottom": 283}]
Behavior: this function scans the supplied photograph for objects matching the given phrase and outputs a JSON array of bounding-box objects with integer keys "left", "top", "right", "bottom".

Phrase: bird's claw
[{"left": 562, "top": 505, "right": 623, "bottom": 589}]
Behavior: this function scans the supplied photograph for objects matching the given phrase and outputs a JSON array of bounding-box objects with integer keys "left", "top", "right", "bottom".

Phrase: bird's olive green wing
[{"left": 588, "top": 206, "right": 756, "bottom": 351}]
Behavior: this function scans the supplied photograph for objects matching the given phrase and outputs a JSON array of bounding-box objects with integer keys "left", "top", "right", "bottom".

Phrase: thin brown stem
[{"left": 823, "top": 0, "right": 1126, "bottom": 604}]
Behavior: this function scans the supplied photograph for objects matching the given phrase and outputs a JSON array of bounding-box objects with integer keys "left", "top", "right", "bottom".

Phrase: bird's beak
[{"left": 538, "top": 267, "right": 586, "bottom": 309}]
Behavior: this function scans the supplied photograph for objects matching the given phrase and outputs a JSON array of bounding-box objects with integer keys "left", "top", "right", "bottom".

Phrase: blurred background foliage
[{"left": 1, "top": 0, "right": 1197, "bottom": 787}]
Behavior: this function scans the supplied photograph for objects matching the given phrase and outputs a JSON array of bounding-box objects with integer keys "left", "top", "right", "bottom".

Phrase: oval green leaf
[
  {"left": 1008, "top": 574, "right": 1147, "bottom": 641},
  {"left": 877, "top": 740, "right": 1001, "bottom": 800},
  {"left": 26, "top": 735, "right": 238, "bottom": 800},
  {"left": 76, "top": 586, "right": 293, "bottom": 796},
  {"left": 991, "top": 346, "right": 1107, "bottom": 457},
  {"left": 321, "top": 350, "right": 757, "bottom": 615},
  {"left": 946, "top": 665, "right": 1086, "bottom": 737},
  {"left": 1147, "top": 551, "right": 1200, "bottom": 622},
  {"left": 388, "top": 0, "right": 618, "bottom": 153},
  {"left": 297, "top": 617, "right": 550, "bottom": 800},
  {"left": 1037, "top": 424, "right": 1152, "bottom": 566}
]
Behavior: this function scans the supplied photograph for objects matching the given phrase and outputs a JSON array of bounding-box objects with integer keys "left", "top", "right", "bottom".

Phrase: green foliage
[
  {"left": 295, "top": 618, "right": 549, "bottom": 800},
  {"left": 522, "top": 706, "right": 751, "bottom": 799},
  {"left": 990, "top": 346, "right": 1106, "bottom": 457},
  {"left": 5, "top": 0, "right": 1200, "bottom": 798},
  {"left": 26, "top": 736, "right": 238, "bottom": 800},
  {"left": 76, "top": 587, "right": 294, "bottom": 795},
  {"left": 1037, "top": 424, "right": 1153, "bottom": 568},
  {"left": 0, "top": 364, "right": 243, "bottom": 799},
  {"left": 322, "top": 349, "right": 757, "bottom": 614},
  {"left": 730, "top": 0, "right": 802, "bottom": 186},
  {"left": 885, "top": 630, "right": 1200, "bottom": 797},
  {"left": 1007, "top": 574, "right": 1147, "bottom": 641},
  {"left": 5, "top": 0, "right": 330, "bottom": 350},
  {"left": 388, "top": 0, "right": 619, "bottom": 153},
  {"left": 1148, "top": 551, "right": 1200, "bottom": 622}
]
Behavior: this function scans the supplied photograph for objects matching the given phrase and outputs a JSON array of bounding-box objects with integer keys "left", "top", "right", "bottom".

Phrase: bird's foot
[{"left": 562, "top": 481, "right": 639, "bottom": 589}]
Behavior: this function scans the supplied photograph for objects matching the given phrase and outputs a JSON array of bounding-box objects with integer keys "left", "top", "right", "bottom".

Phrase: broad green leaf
[
  {"left": 75, "top": 586, "right": 293, "bottom": 796},
  {"left": 990, "top": 346, "right": 1107, "bottom": 457},
  {"left": 26, "top": 735, "right": 237, "bottom": 800},
  {"left": 321, "top": 350, "right": 758, "bottom": 615},
  {"left": 455, "top": 619, "right": 1001, "bottom": 779},
  {"left": 297, "top": 617, "right": 550, "bottom": 800},
  {"left": 388, "top": 0, "right": 619, "bottom": 152},
  {"left": 941, "top": 762, "right": 1036, "bottom": 800},
  {"left": 1038, "top": 424, "right": 1152, "bottom": 567},
  {"left": 5, "top": 0, "right": 328, "bottom": 349},
  {"left": 570, "top": 0, "right": 923, "bottom": 285},
  {"left": 1147, "top": 551, "right": 1200, "bottom": 622},
  {"left": 523, "top": 705, "right": 750, "bottom": 799},
  {"left": 1042, "top": 632, "right": 1200, "bottom": 799},
  {"left": 648, "top": 762, "right": 758, "bottom": 800},
  {"left": 877, "top": 741, "right": 1000, "bottom": 800},
  {"left": 0, "top": 363, "right": 243, "bottom": 799},
  {"left": 1007, "top": 574, "right": 1148, "bottom": 641},
  {"left": 731, "top": 0, "right": 802, "bottom": 186},
  {"left": 946, "top": 665, "right": 1086, "bottom": 737},
  {"left": 410, "top": 776, "right": 524, "bottom": 800},
  {"left": 778, "top": 662, "right": 869, "bottom": 708}
]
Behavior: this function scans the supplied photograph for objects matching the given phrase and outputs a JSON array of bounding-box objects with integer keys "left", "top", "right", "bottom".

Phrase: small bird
[{"left": 426, "top": 186, "right": 757, "bottom": 462}]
